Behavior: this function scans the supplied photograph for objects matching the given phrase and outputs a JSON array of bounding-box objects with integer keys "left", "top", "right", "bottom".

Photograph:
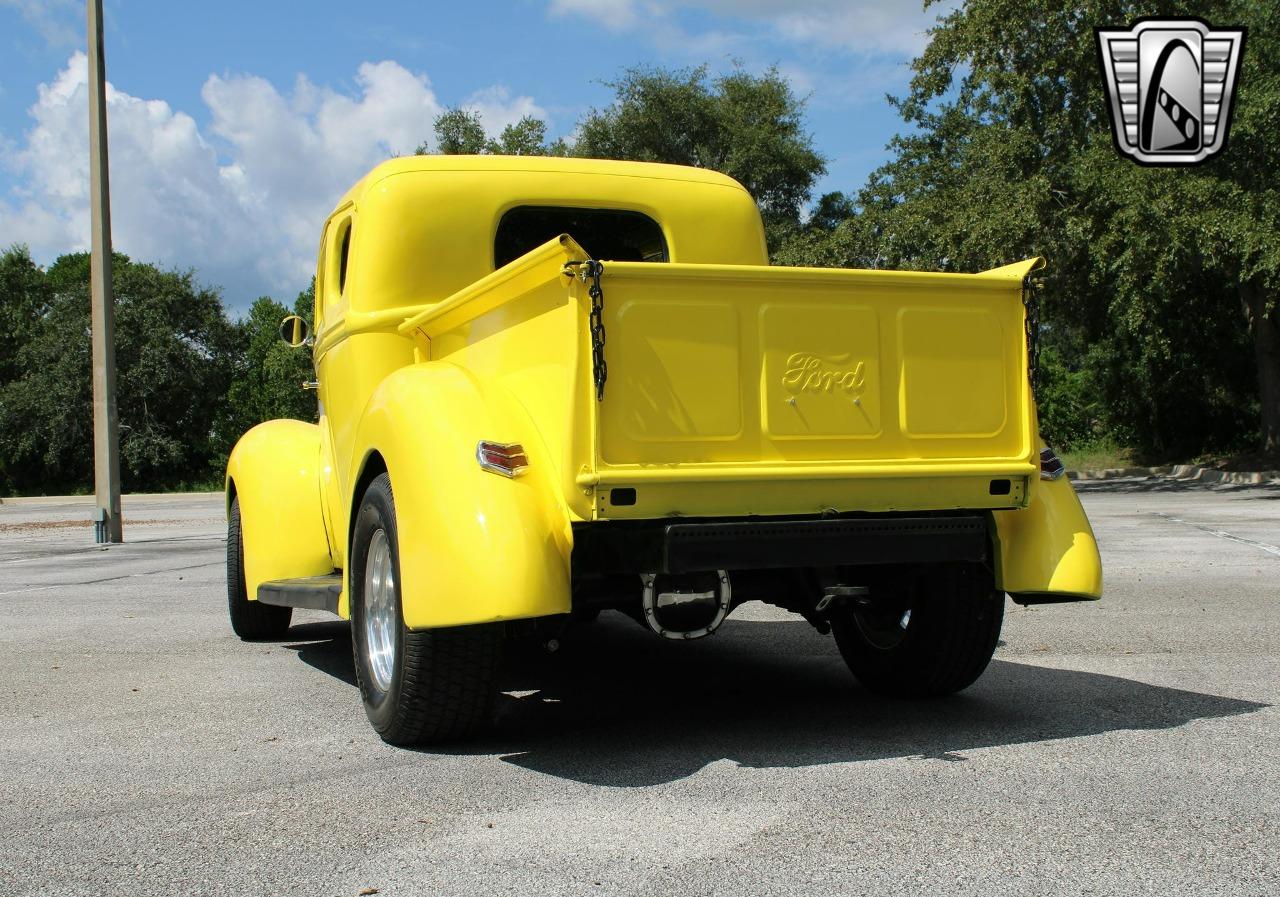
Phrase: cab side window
[
  {"left": 337, "top": 221, "right": 352, "bottom": 295},
  {"left": 324, "top": 214, "right": 354, "bottom": 315}
]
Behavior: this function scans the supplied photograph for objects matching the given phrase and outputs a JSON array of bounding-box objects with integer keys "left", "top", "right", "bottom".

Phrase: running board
[{"left": 257, "top": 575, "right": 342, "bottom": 614}]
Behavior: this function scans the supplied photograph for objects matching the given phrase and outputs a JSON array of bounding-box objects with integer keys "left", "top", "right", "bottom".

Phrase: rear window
[{"left": 494, "top": 206, "right": 667, "bottom": 269}]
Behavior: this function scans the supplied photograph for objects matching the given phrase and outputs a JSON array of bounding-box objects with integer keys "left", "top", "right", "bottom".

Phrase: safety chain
[
  {"left": 566, "top": 259, "right": 608, "bottom": 401},
  {"left": 1023, "top": 274, "right": 1043, "bottom": 397}
]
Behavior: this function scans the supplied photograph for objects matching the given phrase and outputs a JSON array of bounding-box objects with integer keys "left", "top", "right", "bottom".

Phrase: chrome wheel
[
  {"left": 852, "top": 595, "right": 913, "bottom": 651},
  {"left": 363, "top": 528, "right": 397, "bottom": 692}
]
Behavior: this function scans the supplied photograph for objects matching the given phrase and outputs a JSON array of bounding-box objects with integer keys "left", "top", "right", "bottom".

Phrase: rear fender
[
  {"left": 992, "top": 471, "right": 1103, "bottom": 603},
  {"left": 225, "top": 419, "right": 334, "bottom": 600},
  {"left": 348, "top": 362, "right": 572, "bottom": 629}
]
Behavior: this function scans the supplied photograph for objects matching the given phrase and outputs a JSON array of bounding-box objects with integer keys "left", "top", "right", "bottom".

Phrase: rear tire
[
  {"left": 350, "top": 473, "right": 503, "bottom": 745},
  {"left": 227, "top": 496, "right": 292, "bottom": 640},
  {"left": 831, "top": 564, "right": 1002, "bottom": 697}
]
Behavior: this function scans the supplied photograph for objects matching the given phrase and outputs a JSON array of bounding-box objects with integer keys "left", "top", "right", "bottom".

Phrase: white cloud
[
  {"left": 460, "top": 85, "right": 547, "bottom": 137},
  {"left": 0, "top": 54, "right": 544, "bottom": 309},
  {"left": 0, "top": 0, "right": 80, "bottom": 46},
  {"left": 770, "top": 1, "right": 946, "bottom": 56},
  {"left": 547, "top": 0, "right": 951, "bottom": 56},
  {"left": 199, "top": 59, "right": 446, "bottom": 290},
  {"left": 548, "top": 0, "right": 647, "bottom": 31}
]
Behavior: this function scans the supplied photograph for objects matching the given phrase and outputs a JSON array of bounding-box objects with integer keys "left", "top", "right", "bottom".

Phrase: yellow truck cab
[{"left": 225, "top": 155, "right": 1102, "bottom": 745}]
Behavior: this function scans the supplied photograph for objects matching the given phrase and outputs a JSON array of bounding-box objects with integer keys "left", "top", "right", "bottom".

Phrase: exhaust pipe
[{"left": 640, "top": 570, "right": 732, "bottom": 640}]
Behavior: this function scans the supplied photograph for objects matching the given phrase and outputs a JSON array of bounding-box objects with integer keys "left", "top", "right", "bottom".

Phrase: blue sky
[{"left": 0, "top": 0, "right": 948, "bottom": 311}]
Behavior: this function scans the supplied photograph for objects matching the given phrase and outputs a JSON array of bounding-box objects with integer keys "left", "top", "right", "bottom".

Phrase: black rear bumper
[{"left": 572, "top": 513, "right": 989, "bottom": 575}]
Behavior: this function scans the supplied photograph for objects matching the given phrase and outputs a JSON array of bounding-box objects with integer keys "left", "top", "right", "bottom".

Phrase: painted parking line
[{"left": 1151, "top": 511, "right": 1280, "bottom": 558}]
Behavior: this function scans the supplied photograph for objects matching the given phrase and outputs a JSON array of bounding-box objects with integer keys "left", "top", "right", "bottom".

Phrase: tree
[
  {"left": 780, "top": 0, "right": 1278, "bottom": 458},
  {"left": 0, "top": 245, "right": 51, "bottom": 385},
  {"left": 219, "top": 286, "right": 317, "bottom": 460},
  {"left": 807, "top": 192, "right": 856, "bottom": 234},
  {"left": 422, "top": 108, "right": 488, "bottom": 155},
  {"left": 491, "top": 116, "right": 565, "bottom": 156},
  {"left": 419, "top": 109, "right": 568, "bottom": 157},
  {"left": 575, "top": 65, "right": 826, "bottom": 243},
  {"left": 0, "top": 251, "right": 317, "bottom": 495},
  {"left": 0, "top": 252, "right": 241, "bottom": 493},
  {"left": 419, "top": 66, "right": 825, "bottom": 249}
]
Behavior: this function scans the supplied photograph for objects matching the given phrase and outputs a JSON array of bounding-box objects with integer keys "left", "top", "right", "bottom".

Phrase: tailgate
[{"left": 589, "top": 258, "right": 1040, "bottom": 518}]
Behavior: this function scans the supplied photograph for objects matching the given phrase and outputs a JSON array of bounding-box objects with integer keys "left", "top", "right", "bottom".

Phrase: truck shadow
[{"left": 284, "top": 614, "right": 1266, "bottom": 788}]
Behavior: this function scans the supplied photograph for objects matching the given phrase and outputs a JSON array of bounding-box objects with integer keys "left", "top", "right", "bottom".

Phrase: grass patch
[{"left": 1059, "top": 439, "right": 1134, "bottom": 472}]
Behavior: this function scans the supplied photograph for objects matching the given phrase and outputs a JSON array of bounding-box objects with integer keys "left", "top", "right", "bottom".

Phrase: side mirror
[{"left": 279, "top": 315, "right": 310, "bottom": 348}]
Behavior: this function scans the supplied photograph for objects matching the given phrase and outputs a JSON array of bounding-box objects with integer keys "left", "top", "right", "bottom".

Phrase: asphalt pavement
[{"left": 0, "top": 482, "right": 1276, "bottom": 896}]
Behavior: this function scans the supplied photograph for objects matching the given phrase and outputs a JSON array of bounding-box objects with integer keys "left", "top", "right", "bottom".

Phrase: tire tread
[
  {"left": 351, "top": 474, "right": 502, "bottom": 746},
  {"left": 227, "top": 496, "right": 292, "bottom": 640},
  {"left": 833, "top": 564, "right": 1002, "bottom": 697}
]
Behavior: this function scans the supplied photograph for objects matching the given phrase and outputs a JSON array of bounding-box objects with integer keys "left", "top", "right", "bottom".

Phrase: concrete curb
[
  {"left": 0, "top": 491, "right": 223, "bottom": 506},
  {"left": 1068, "top": 465, "right": 1280, "bottom": 485}
]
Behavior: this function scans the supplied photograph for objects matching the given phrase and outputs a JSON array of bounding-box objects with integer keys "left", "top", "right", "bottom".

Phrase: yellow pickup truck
[{"left": 225, "top": 155, "right": 1102, "bottom": 745}]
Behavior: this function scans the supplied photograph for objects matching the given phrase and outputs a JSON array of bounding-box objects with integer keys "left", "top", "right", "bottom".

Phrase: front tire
[
  {"left": 350, "top": 473, "right": 503, "bottom": 745},
  {"left": 227, "top": 496, "right": 292, "bottom": 640},
  {"left": 831, "top": 564, "right": 1003, "bottom": 697}
]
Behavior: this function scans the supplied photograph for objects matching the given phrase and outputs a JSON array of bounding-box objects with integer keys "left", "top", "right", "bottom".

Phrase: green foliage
[
  {"left": 574, "top": 66, "right": 826, "bottom": 240},
  {"left": 421, "top": 66, "right": 825, "bottom": 248},
  {"left": 1035, "top": 346, "right": 1101, "bottom": 450},
  {"left": 0, "top": 247, "right": 317, "bottom": 495},
  {"left": 0, "top": 245, "right": 51, "bottom": 384},
  {"left": 218, "top": 286, "right": 318, "bottom": 469},
  {"left": 424, "top": 108, "right": 487, "bottom": 155},
  {"left": 778, "top": 0, "right": 1279, "bottom": 456},
  {"left": 807, "top": 193, "right": 856, "bottom": 234},
  {"left": 0, "top": 251, "right": 239, "bottom": 492},
  {"left": 421, "top": 109, "right": 568, "bottom": 157},
  {"left": 491, "top": 116, "right": 545, "bottom": 155}
]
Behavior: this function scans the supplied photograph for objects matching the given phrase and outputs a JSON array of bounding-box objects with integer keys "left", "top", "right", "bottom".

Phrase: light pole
[{"left": 87, "top": 0, "right": 122, "bottom": 543}]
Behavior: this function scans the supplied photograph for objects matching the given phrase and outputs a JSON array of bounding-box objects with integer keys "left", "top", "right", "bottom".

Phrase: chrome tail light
[
  {"left": 1040, "top": 446, "right": 1066, "bottom": 481},
  {"left": 476, "top": 441, "right": 529, "bottom": 478}
]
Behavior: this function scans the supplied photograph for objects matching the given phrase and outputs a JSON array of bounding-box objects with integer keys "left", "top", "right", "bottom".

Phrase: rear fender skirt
[
  {"left": 226, "top": 420, "right": 335, "bottom": 604},
  {"left": 991, "top": 471, "right": 1102, "bottom": 600}
]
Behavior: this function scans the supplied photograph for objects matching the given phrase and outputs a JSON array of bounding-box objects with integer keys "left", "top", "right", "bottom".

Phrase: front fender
[
  {"left": 225, "top": 419, "right": 334, "bottom": 600},
  {"left": 350, "top": 362, "right": 573, "bottom": 629},
  {"left": 992, "top": 473, "right": 1103, "bottom": 603}
]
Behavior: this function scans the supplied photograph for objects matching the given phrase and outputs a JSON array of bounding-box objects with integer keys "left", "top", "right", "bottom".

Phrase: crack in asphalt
[
  {"left": 0, "top": 536, "right": 224, "bottom": 566},
  {"left": 0, "top": 560, "right": 225, "bottom": 596}
]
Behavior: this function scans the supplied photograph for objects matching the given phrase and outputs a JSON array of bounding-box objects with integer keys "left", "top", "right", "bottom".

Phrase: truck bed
[{"left": 399, "top": 236, "right": 1040, "bottom": 522}]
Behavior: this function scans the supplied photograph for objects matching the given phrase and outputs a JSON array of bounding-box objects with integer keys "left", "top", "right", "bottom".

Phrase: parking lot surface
[{"left": 0, "top": 481, "right": 1277, "bottom": 896}]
